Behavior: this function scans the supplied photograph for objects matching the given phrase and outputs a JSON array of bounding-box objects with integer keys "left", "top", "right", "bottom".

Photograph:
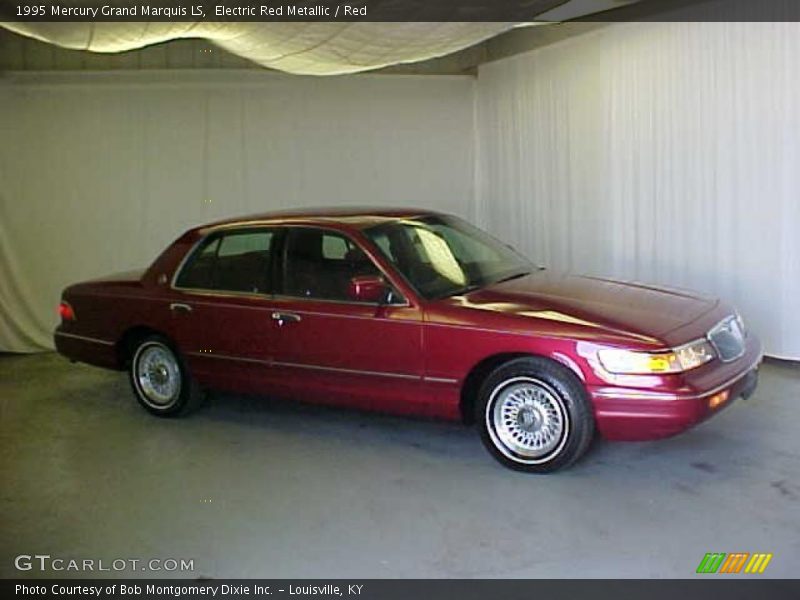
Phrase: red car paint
[{"left": 54, "top": 208, "right": 762, "bottom": 440}]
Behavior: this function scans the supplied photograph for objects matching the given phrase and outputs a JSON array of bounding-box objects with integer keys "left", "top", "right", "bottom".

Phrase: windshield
[{"left": 364, "top": 215, "right": 533, "bottom": 299}]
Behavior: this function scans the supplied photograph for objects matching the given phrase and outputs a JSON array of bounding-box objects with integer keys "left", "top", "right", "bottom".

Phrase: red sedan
[{"left": 55, "top": 208, "right": 762, "bottom": 472}]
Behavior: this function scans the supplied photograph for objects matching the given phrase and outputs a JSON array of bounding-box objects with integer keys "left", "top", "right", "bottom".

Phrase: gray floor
[{"left": 1, "top": 353, "right": 798, "bottom": 579}]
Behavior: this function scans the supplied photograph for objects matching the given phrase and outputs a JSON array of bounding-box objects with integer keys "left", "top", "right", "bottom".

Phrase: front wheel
[
  {"left": 476, "top": 357, "right": 594, "bottom": 473},
  {"left": 129, "top": 335, "right": 203, "bottom": 417}
]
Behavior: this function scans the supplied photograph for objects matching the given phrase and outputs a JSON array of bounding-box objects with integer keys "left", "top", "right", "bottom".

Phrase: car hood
[{"left": 458, "top": 271, "right": 718, "bottom": 340}]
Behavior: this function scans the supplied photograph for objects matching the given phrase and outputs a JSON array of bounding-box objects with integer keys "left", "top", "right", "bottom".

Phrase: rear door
[
  {"left": 169, "top": 227, "right": 282, "bottom": 394},
  {"left": 268, "top": 226, "right": 426, "bottom": 415}
]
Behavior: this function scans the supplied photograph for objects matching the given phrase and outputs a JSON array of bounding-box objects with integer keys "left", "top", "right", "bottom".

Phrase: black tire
[
  {"left": 129, "top": 334, "right": 204, "bottom": 417},
  {"left": 476, "top": 356, "right": 594, "bottom": 473}
]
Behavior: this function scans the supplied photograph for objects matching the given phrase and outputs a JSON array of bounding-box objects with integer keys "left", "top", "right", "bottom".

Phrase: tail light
[{"left": 58, "top": 301, "right": 76, "bottom": 321}]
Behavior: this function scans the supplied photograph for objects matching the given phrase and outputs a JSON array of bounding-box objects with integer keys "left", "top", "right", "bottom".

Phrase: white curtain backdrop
[
  {"left": 4, "top": 22, "right": 800, "bottom": 360},
  {"left": 0, "top": 71, "right": 475, "bottom": 352},
  {"left": 476, "top": 22, "right": 800, "bottom": 359}
]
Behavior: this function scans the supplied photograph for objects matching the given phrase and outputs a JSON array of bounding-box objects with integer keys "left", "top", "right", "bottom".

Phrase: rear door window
[{"left": 175, "top": 230, "right": 275, "bottom": 294}]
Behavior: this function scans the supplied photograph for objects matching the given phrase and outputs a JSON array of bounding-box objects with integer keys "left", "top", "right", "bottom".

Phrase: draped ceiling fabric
[
  {"left": 1, "top": 21, "right": 521, "bottom": 75},
  {"left": 0, "top": 2, "right": 640, "bottom": 75},
  {"left": 476, "top": 22, "right": 800, "bottom": 359}
]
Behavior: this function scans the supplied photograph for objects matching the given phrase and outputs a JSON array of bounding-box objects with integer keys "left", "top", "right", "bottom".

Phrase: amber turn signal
[{"left": 708, "top": 390, "right": 729, "bottom": 409}]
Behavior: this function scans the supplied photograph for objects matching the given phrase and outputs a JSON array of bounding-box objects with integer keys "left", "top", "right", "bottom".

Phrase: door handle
[
  {"left": 170, "top": 303, "right": 193, "bottom": 314},
  {"left": 271, "top": 311, "right": 301, "bottom": 326}
]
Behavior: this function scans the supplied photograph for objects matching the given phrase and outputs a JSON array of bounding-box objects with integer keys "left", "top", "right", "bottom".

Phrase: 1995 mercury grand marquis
[{"left": 55, "top": 208, "right": 762, "bottom": 472}]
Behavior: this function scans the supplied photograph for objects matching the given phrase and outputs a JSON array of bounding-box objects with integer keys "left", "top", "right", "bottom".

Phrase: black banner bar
[{"left": 4, "top": 579, "right": 800, "bottom": 600}]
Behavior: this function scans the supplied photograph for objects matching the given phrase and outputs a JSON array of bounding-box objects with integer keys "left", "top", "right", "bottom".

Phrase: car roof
[{"left": 198, "top": 206, "right": 443, "bottom": 231}]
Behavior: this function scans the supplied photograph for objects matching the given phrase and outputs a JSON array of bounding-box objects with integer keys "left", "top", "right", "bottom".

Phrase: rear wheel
[
  {"left": 129, "top": 335, "right": 203, "bottom": 416},
  {"left": 476, "top": 357, "right": 594, "bottom": 473}
]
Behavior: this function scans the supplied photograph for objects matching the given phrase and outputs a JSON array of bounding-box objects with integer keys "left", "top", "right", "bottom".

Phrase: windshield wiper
[
  {"left": 439, "top": 270, "right": 532, "bottom": 299},
  {"left": 445, "top": 283, "right": 485, "bottom": 297},
  {"left": 495, "top": 270, "right": 531, "bottom": 284}
]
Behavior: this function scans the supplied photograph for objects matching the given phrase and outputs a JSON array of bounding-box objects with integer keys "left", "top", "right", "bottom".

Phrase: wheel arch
[
  {"left": 116, "top": 325, "right": 174, "bottom": 368},
  {"left": 459, "top": 351, "right": 587, "bottom": 424}
]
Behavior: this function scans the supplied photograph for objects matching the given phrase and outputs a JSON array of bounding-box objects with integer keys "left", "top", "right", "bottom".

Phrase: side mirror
[{"left": 349, "top": 275, "right": 389, "bottom": 304}]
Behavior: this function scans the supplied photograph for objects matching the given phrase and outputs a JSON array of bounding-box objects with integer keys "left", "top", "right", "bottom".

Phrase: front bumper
[{"left": 589, "top": 337, "right": 763, "bottom": 441}]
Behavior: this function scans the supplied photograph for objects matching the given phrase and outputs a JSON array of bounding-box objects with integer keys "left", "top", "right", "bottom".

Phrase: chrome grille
[{"left": 708, "top": 316, "right": 745, "bottom": 362}]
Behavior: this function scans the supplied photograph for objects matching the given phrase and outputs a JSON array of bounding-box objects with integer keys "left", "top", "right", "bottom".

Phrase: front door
[{"left": 268, "top": 226, "right": 425, "bottom": 415}]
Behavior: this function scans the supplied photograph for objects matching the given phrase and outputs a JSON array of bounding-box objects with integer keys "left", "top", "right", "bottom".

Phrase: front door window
[{"left": 282, "top": 228, "right": 383, "bottom": 302}]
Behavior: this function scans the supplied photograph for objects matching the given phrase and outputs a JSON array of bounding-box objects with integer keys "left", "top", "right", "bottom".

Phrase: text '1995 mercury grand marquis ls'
[{"left": 55, "top": 208, "right": 762, "bottom": 472}]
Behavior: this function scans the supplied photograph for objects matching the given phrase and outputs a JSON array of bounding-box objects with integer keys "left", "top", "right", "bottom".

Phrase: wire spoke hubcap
[
  {"left": 136, "top": 345, "right": 180, "bottom": 406},
  {"left": 487, "top": 377, "right": 569, "bottom": 463}
]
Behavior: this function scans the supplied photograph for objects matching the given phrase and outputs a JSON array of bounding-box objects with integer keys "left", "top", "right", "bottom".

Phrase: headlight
[
  {"left": 673, "top": 339, "right": 716, "bottom": 371},
  {"left": 598, "top": 339, "right": 715, "bottom": 375}
]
